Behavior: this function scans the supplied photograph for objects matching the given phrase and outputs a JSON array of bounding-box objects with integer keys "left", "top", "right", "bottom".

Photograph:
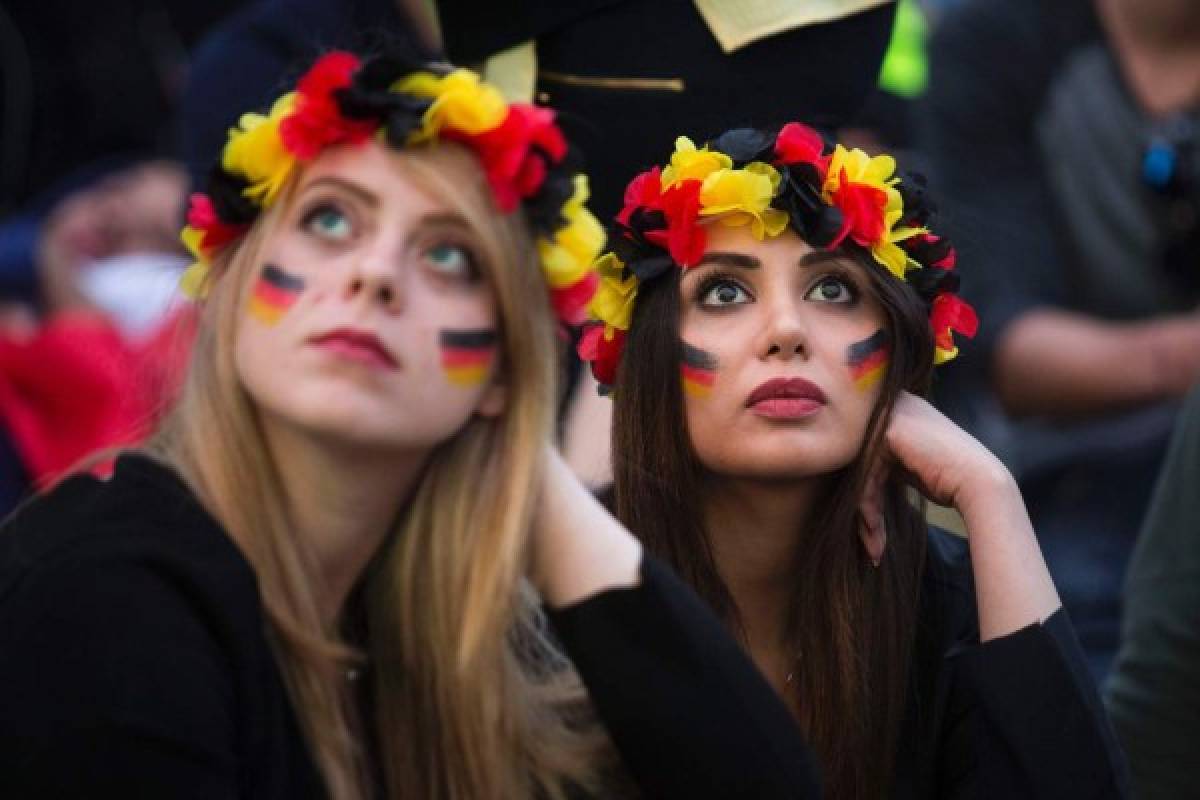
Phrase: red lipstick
[
  {"left": 310, "top": 327, "right": 398, "bottom": 369},
  {"left": 746, "top": 377, "right": 827, "bottom": 419}
]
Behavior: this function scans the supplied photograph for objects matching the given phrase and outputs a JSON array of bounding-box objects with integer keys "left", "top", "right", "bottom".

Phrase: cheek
[
  {"left": 439, "top": 328, "right": 498, "bottom": 387},
  {"left": 845, "top": 328, "right": 890, "bottom": 392},
  {"left": 680, "top": 341, "right": 718, "bottom": 399},
  {"left": 247, "top": 264, "right": 306, "bottom": 326}
]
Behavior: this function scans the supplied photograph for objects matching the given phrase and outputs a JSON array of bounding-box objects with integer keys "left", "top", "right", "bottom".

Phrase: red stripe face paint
[
  {"left": 681, "top": 342, "right": 718, "bottom": 398},
  {"left": 847, "top": 329, "right": 890, "bottom": 390},
  {"left": 440, "top": 329, "right": 497, "bottom": 387},
  {"left": 249, "top": 264, "right": 305, "bottom": 325}
]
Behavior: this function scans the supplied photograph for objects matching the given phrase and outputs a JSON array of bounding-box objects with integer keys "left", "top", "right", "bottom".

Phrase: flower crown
[
  {"left": 577, "top": 124, "right": 978, "bottom": 389},
  {"left": 180, "top": 51, "right": 602, "bottom": 325}
]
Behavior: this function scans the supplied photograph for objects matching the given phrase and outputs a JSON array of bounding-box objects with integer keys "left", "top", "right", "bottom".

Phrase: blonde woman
[{"left": 0, "top": 54, "right": 815, "bottom": 799}]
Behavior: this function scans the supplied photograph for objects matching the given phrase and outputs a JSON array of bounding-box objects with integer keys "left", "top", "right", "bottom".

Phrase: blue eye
[
  {"left": 806, "top": 276, "right": 856, "bottom": 304},
  {"left": 304, "top": 205, "right": 353, "bottom": 240},
  {"left": 425, "top": 243, "right": 477, "bottom": 279},
  {"left": 700, "top": 279, "right": 751, "bottom": 307}
]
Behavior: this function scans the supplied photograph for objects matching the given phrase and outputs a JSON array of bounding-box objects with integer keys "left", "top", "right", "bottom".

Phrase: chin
[{"left": 697, "top": 438, "right": 859, "bottom": 482}]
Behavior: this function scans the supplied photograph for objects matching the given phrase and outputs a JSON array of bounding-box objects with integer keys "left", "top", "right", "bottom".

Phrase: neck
[
  {"left": 261, "top": 418, "right": 427, "bottom": 624},
  {"left": 702, "top": 474, "right": 828, "bottom": 649},
  {"left": 1099, "top": 0, "right": 1200, "bottom": 115}
]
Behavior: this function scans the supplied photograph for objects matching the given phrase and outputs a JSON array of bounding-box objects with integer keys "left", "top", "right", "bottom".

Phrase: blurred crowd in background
[{"left": 1, "top": 0, "right": 1197, "bottom": 795}]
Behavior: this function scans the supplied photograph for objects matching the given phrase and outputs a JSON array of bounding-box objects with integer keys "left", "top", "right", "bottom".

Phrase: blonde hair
[{"left": 149, "top": 145, "right": 609, "bottom": 799}]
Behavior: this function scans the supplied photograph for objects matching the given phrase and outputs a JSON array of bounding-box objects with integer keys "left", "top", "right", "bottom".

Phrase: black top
[
  {"left": 0, "top": 455, "right": 1129, "bottom": 797},
  {"left": 0, "top": 455, "right": 816, "bottom": 798},
  {"left": 890, "top": 528, "right": 1129, "bottom": 797}
]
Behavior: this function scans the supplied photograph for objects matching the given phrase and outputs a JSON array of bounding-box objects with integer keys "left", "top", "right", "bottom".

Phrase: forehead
[
  {"left": 294, "top": 139, "right": 464, "bottom": 215},
  {"left": 698, "top": 222, "right": 862, "bottom": 274}
]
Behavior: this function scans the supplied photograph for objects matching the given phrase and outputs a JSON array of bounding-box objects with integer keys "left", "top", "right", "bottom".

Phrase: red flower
[
  {"left": 828, "top": 172, "right": 888, "bottom": 249},
  {"left": 617, "top": 167, "right": 664, "bottom": 225},
  {"left": 186, "top": 194, "right": 248, "bottom": 255},
  {"left": 549, "top": 270, "right": 599, "bottom": 327},
  {"left": 774, "top": 122, "right": 829, "bottom": 179},
  {"left": 279, "top": 51, "right": 376, "bottom": 160},
  {"left": 930, "top": 293, "right": 978, "bottom": 351},
  {"left": 577, "top": 324, "right": 626, "bottom": 387},
  {"left": 448, "top": 104, "right": 567, "bottom": 212},
  {"left": 658, "top": 180, "right": 705, "bottom": 267}
]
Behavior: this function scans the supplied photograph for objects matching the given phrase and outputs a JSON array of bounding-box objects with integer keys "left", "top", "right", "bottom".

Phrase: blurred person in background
[
  {"left": 1107, "top": 380, "right": 1200, "bottom": 799},
  {"left": 918, "top": 0, "right": 1200, "bottom": 681},
  {"left": 0, "top": 1, "right": 244, "bottom": 511}
]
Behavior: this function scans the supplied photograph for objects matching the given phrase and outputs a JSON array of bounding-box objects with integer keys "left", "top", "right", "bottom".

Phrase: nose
[
  {"left": 762, "top": 294, "right": 809, "bottom": 360},
  {"left": 342, "top": 251, "right": 404, "bottom": 313}
]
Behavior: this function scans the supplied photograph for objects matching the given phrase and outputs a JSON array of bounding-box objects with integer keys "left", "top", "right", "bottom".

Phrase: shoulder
[
  {"left": 0, "top": 456, "right": 274, "bottom": 779},
  {"left": 0, "top": 454, "right": 262, "bottom": 671}
]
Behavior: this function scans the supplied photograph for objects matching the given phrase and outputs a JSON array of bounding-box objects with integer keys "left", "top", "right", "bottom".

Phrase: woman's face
[
  {"left": 677, "top": 224, "right": 888, "bottom": 480},
  {"left": 234, "top": 140, "right": 505, "bottom": 452}
]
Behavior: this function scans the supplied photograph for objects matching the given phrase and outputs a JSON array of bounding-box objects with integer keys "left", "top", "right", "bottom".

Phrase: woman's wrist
[{"left": 952, "top": 454, "right": 1020, "bottom": 529}]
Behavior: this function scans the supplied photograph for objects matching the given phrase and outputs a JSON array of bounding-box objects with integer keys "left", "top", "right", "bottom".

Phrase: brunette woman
[
  {"left": 0, "top": 55, "right": 815, "bottom": 799},
  {"left": 581, "top": 124, "right": 1130, "bottom": 798}
]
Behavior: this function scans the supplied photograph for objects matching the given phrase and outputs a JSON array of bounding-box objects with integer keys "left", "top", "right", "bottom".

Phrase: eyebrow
[
  {"left": 300, "top": 176, "right": 379, "bottom": 207},
  {"left": 417, "top": 211, "right": 471, "bottom": 230},
  {"left": 694, "top": 251, "right": 761, "bottom": 269},
  {"left": 798, "top": 250, "right": 852, "bottom": 268}
]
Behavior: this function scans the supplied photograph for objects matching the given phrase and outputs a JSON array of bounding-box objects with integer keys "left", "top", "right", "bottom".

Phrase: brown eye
[
  {"left": 806, "top": 276, "right": 855, "bottom": 304},
  {"left": 700, "top": 279, "right": 751, "bottom": 307}
]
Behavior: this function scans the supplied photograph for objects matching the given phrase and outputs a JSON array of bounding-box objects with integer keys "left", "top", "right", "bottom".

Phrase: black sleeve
[
  {"left": 0, "top": 558, "right": 239, "bottom": 798},
  {"left": 1106, "top": 383, "right": 1200, "bottom": 798},
  {"left": 940, "top": 609, "right": 1130, "bottom": 799},
  {"left": 546, "top": 555, "right": 819, "bottom": 799}
]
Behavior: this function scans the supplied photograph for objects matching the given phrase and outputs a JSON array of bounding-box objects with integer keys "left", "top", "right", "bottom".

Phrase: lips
[
  {"left": 746, "top": 377, "right": 827, "bottom": 419},
  {"left": 310, "top": 327, "right": 398, "bottom": 369}
]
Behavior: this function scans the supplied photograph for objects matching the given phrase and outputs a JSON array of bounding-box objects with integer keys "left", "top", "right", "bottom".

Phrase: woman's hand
[
  {"left": 862, "top": 392, "right": 1060, "bottom": 640},
  {"left": 881, "top": 391, "right": 1012, "bottom": 514},
  {"left": 530, "top": 444, "right": 642, "bottom": 607}
]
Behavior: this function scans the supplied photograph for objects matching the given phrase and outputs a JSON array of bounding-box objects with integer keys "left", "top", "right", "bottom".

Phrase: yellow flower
[
  {"left": 179, "top": 260, "right": 211, "bottom": 299},
  {"left": 180, "top": 225, "right": 205, "bottom": 261},
  {"left": 821, "top": 144, "right": 898, "bottom": 199},
  {"left": 588, "top": 253, "right": 639, "bottom": 332},
  {"left": 661, "top": 137, "right": 732, "bottom": 188},
  {"left": 871, "top": 224, "right": 926, "bottom": 278},
  {"left": 698, "top": 162, "right": 788, "bottom": 239},
  {"left": 539, "top": 176, "right": 606, "bottom": 288},
  {"left": 397, "top": 69, "right": 508, "bottom": 140},
  {"left": 934, "top": 344, "right": 958, "bottom": 365},
  {"left": 222, "top": 93, "right": 299, "bottom": 206}
]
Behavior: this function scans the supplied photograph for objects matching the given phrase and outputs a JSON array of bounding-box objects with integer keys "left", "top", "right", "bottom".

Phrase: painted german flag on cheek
[
  {"left": 249, "top": 265, "right": 305, "bottom": 325},
  {"left": 847, "top": 329, "right": 890, "bottom": 390},
  {"left": 440, "top": 330, "right": 497, "bottom": 387},
  {"left": 681, "top": 343, "right": 718, "bottom": 398}
]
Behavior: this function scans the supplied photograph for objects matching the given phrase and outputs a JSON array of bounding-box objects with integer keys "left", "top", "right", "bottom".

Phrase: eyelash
[
  {"left": 299, "top": 200, "right": 355, "bottom": 240},
  {"left": 693, "top": 269, "right": 861, "bottom": 307},
  {"left": 421, "top": 238, "right": 483, "bottom": 283},
  {"left": 694, "top": 271, "right": 751, "bottom": 307},
  {"left": 807, "top": 270, "right": 861, "bottom": 305}
]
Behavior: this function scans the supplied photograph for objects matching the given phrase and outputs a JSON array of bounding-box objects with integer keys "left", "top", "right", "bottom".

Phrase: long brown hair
[
  {"left": 150, "top": 145, "right": 608, "bottom": 799},
  {"left": 611, "top": 246, "right": 935, "bottom": 799}
]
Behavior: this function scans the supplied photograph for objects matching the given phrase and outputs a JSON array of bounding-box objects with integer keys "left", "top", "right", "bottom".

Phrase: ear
[{"left": 475, "top": 377, "right": 507, "bottom": 418}]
